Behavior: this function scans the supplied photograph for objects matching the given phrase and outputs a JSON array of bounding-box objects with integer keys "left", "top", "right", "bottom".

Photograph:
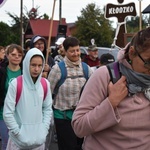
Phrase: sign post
[
  {"left": 46, "top": 0, "right": 57, "bottom": 64},
  {"left": 105, "top": 0, "right": 137, "bottom": 48}
]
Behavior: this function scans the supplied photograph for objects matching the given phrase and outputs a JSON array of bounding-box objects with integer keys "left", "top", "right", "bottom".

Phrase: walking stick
[{"left": 45, "top": 0, "right": 57, "bottom": 64}]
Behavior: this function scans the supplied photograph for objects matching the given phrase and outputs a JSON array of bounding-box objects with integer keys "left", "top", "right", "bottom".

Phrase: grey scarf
[{"left": 119, "top": 63, "right": 150, "bottom": 100}]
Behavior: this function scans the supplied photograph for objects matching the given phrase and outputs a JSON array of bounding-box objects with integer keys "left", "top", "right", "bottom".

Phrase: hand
[
  {"left": 42, "top": 72, "right": 48, "bottom": 78},
  {"left": 108, "top": 76, "right": 128, "bottom": 108},
  {"left": 44, "top": 64, "right": 50, "bottom": 72}
]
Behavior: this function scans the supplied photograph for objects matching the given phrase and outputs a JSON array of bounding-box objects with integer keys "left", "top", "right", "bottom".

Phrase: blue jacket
[{"left": 3, "top": 48, "right": 53, "bottom": 149}]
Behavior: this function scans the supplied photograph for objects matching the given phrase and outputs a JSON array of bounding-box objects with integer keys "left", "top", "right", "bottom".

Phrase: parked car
[
  {"left": 80, "top": 46, "right": 88, "bottom": 60},
  {"left": 80, "top": 46, "right": 119, "bottom": 61},
  {"left": 97, "top": 47, "right": 119, "bottom": 61}
]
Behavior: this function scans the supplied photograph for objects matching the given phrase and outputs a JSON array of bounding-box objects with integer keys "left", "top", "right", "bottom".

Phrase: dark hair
[
  {"left": 30, "top": 54, "right": 44, "bottom": 62},
  {"left": 124, "top": 27, "right": 150, "bottom": 60},
  {"left": 131, "top": 27, "right": 150, "bottom": 53},
  {"left": 63, "top": 37, "right": 80, "bottom": 51}
]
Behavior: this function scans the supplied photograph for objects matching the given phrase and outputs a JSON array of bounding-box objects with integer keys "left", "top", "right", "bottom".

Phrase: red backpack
[{"left": 16, "top": 76, "right": 48, "bottom": 106}]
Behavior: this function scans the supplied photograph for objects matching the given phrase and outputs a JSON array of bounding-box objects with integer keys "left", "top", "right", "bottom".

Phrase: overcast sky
[{"left": 0, "top": 0, "right": 149, "bottom": 27}]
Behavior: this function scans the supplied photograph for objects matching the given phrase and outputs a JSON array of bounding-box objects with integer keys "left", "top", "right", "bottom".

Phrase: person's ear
[{"left": 128, "top": 46, "right": 136, "bottom": 60}]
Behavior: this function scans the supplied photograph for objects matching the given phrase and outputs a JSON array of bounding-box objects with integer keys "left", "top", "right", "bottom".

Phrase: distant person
[
  {"left": 0, "top": 44, "right": 24, "bottom": 150},
  {"left": 3, "top": 48, "right": 53, "bottom": 150},
  {"left": 72, "top": 27, "right": 150, "bottom": 150},
  {"left": 48, "top": 37, "right": 93, "bottom": 150},
  {"left": 99, "top": 53, "right": 115, "bottom": 66},
  {"left": 24, "top": 39, "right": 31, "bottom": 55},
  {"left": 51, "top": 37, "right": 65, "bottom": 59},
  {"left": 91, "top": 53, "right": 115, "bottom": 71},
  {"left": 54, "top": 44, "right": 66, "bottom": 64},
  {"left": 30, "top": 35, "right": 55, "bottom": 78},
  {"left": 0, "top": 46, "right": 5, "bottom": 68},
  {"left": 82, "top": 44, "right": 100, "bottom": 67}
]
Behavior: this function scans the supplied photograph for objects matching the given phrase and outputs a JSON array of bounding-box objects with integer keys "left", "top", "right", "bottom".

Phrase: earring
[{"left": 128, "top": 60, "right": 132, "bottom": 64}]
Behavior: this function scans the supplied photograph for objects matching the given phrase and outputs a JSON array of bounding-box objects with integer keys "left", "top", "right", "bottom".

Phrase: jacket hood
[
  {"left": 30, "top": 35, "right": 47, "bottom": 58},
  {"left": 23, "top": 48, "right": 45, "bottom": 89}
]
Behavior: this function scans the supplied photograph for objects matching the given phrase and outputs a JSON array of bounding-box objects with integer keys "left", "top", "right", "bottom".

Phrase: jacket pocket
[{"left": 16, "top": 123, "right": 48, "bottom": 147}]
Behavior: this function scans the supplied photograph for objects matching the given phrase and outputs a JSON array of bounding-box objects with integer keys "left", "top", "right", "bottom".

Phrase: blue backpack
[{"left": 52, "top": 61, "right": 89, "bottom": 99}]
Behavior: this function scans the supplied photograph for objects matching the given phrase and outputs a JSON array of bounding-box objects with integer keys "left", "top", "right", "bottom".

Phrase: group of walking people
[{"left": 0, "top": 27, "right": 150, "bottom": 150}]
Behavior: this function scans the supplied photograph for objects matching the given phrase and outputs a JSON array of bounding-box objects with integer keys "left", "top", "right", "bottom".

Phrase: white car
[{"left": 80, "top": 46, "right": 119, "bottom": 61}]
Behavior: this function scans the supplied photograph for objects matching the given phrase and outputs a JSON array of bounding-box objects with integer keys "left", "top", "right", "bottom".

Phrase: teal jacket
[{"left": 3, "top": 48, "right": 53, "bottom": 149}]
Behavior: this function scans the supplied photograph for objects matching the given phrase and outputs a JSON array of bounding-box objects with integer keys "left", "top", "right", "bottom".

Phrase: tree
[
  {"left": 0, "top": 21, "right": 16, "bottom": 46},
  {"left": 6, "top": 6, "right": 50, "bottom": 46},
  {"left": 126, "top": 15, "right": 148, "bottom": 33},
  {"left": 73, "top": 3, "right": 114, "bottom": 47}
]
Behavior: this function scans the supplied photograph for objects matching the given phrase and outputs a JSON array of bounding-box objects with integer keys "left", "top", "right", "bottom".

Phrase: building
[{"left": 24, "top": 18, "right": 75, "bottom": 46}]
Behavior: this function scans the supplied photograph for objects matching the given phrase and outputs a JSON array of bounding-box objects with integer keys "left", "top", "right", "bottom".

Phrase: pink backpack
[{"left": 16, "top": 76, "right": 48, "bottom": 106}]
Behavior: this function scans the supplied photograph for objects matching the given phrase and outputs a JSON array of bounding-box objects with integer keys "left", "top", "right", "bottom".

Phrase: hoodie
[
  {"left": 30, "top": 35, "right": 55, "bottom": 67},
  {"left": 3, "top": 48, "right": 53, "bottom": 149}
]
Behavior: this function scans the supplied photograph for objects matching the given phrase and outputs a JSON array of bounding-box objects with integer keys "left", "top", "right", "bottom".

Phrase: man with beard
[{"left": 82, "top": 44, "right": 100, "bottom": 67}]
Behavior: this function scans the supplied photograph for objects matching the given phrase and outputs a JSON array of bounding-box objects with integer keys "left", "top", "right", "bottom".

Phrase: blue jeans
[{"left": 0, "top": 120, "right": 9, "bottom": 150}]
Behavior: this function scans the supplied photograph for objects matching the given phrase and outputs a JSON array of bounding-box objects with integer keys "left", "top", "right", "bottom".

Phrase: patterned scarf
[
  {"left": 119, "top": 63, "right": 150, "bottom": 100},
  {"left": 64, "top": 56, "right": 81, "bottom": 67}
]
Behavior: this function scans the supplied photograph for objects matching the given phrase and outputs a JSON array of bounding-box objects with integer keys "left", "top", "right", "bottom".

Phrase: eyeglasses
[
  {"left": 10, "top": 53, "right": 22, "bottom": 58},
  {"left": 35, "top": 42, "right": 44, "bottom": 46},
  {"left": 135, "top": 49, "right": 150, "bottom": 69}
]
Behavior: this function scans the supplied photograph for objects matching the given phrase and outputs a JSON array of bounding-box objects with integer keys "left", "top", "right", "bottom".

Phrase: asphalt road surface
[{"left": 0, "top": 139, "right": 58, "bottom": 150}]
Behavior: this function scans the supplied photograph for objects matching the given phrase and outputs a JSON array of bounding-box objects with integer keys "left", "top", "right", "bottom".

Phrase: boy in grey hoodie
[{"left": 3, "top": 48, "right": 53, "bottom": 150}]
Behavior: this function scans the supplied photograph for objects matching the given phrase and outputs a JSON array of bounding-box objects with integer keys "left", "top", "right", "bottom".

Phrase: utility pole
[
  {"left": 20, "top": 0, "right": 23, "bottom": 48},
  {"left": 59, "top": 0, "right": 62, "bottom": 24},
  {"left": 139, "top": 0, "right": 142, "bottom": 31},
  {"left": 32, "top": 0, "right": 34, "bottom": 8}
]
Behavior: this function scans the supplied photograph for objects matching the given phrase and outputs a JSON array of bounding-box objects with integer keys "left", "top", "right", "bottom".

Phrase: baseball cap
[
  {"left": 100, "top": 53, "right": 115, "bottom": 65},
  {"left": 88, "top": 44, "right": 98, "bottom": 51},
  {"left": 55, "top": 37, "right": 65, "bottom": 45},
  {"left": 33, "top": 36, "right": 45, "bottom": 43}
]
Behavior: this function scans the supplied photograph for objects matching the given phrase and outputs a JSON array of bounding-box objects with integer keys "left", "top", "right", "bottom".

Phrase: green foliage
[
  {"left": 126, "top": 15, "right": 148, "bottom": 33},
  {"left": 0, "top": 22, "right": 16, "bottom": 46},
  {"left": 42, "top": 13, "right": 49, "bottom": 20},
  {"left": 0, "top": 6, "right": 50, "bottom": 47},
  {"left": 73, "top": 3, "right": 114, "bottom": 47}
]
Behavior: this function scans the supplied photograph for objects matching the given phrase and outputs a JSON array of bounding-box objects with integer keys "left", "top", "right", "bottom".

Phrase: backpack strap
[
  {"left": 106, "top": 61, "right": 121, "bottom": 84},
  {"left": 82, "top": 62, "right": 89, "bottom": 81},
  {"left": 16, "top": 76, "right": 48, "bottom": 107},
  {"left": 52, "top": 61, "right": 67, "bottom": 99},
  {"left": 40, "top": 78, "right": 48, "bottom": 101},
  {"left": 52, "top": 61, "right": 89, "bottom": 100},
  {"left": 16, "top": 75, "right": 23, "bottom": 106}
]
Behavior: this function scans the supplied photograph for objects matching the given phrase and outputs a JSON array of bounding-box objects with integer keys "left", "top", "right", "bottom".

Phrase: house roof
[
  {"left": 142, "top": 4, "right": 150, "bottom": 14},
  {"left": 67, "top": 23, "right": 76, "bottom": 28},
  {"left": 25, "top": 18, "right": 71, "bottom": 37}
]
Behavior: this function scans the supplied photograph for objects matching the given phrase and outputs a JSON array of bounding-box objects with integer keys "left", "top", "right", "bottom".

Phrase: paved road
[{"left": 0, "top": 139, "right": 58, "bottom": 150}]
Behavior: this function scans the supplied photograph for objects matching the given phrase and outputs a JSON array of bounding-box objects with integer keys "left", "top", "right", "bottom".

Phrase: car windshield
[{"left": 97, "top": 47, "right": 119, "bottom": 61}]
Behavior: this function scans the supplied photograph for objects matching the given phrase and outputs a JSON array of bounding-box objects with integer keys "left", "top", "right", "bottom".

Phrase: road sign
[{"left": 105, "top": 2, "right": 137, "bottom": 48}]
